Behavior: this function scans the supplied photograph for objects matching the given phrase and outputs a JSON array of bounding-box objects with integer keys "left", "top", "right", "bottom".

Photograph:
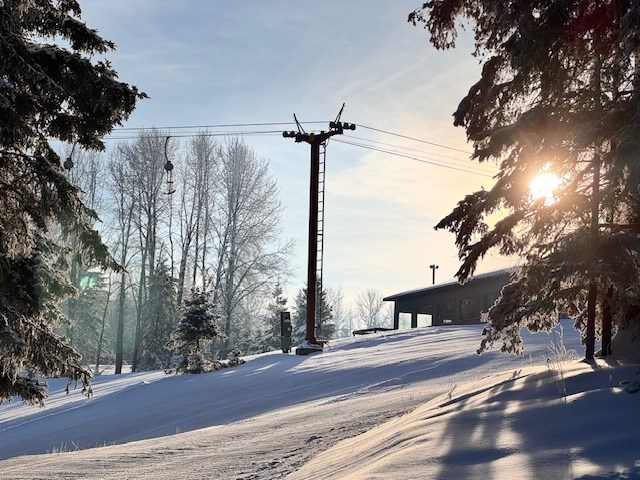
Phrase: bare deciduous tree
[
  {"left": 355, "top": 289, "right": 389, "bottom": 329},
  {"left": 125, "top": 131, "right": 175, "bottom": 371},
  {"left": 175, "top": 133, "right": 218, "bottom": 306},
  {"left": 326, "top": 286, "right": 352, "bottom": 337},
  {"left": 212, "top": 138, "right": 292, "bottom": 357},
  {"left": 107, "top": 144, "right": 138, "bottom": 374},
  {"left": 58, "top": 147, "right": 111, "bottom": 363}
]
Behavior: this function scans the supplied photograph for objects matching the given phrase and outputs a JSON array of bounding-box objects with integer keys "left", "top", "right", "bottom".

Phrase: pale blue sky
[{"left": 79, "top": 1, "right": 510, "bottom": 305}]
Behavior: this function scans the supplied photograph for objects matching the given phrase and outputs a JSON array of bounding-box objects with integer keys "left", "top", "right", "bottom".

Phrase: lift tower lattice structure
[{"left": 283, "top": 105, "right": 355, "bottom": 354}]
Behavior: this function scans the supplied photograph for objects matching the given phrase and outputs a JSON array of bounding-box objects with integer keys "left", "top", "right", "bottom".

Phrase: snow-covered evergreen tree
[
  {"left": 167, "top": 290, "right": 219, "bottom": 374},
  {"left": 230, "top": 323, "right": 264, "bottom": 356},
  {"left": 226, "top": 348, "right": 245, "bottom": 367},
  {"left": 411, "top": 0, "right": 640, "bottom": 359},
  {"left": 0, "top": 0, "right": 144, "bottom": 403},
  {"left": 292, "top": 282, "right": 335, "bottom": 344}
]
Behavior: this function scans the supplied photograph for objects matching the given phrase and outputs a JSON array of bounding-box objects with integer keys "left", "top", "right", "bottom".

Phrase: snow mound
[{"left": 291, "top": 360, "right": 640, "bottom": 480}]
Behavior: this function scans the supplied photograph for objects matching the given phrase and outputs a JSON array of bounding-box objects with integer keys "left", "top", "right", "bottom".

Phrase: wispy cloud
[{"left": 79, "top": 0, "right": 512, "bottom": 304}]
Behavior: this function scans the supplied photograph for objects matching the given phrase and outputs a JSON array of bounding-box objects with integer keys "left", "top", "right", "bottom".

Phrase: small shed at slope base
[{"left": 383, "top": 269, "right": 511, "bottom": 329}]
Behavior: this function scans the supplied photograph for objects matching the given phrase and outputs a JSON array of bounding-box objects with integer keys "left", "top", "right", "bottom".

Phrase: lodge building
[{"left": 383, "top": 269, "right": 511, "bottom": 329}]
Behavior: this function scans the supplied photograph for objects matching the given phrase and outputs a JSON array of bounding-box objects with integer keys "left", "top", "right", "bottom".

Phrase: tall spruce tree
[
  {"left": 410, "top": 1, "right": 640, "bottom": 358},
  {"left": 0, "top": 0, "right": 144, "bottom": 403}
]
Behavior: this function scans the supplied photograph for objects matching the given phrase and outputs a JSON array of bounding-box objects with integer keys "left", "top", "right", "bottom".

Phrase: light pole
[{"left": 429, "top": 264, "right": 439, "bottom": 285}]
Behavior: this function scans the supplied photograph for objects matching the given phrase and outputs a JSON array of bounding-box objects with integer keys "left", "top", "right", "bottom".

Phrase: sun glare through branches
[{"left": 529, "top": 172, "right": 560, "bottom": 205}]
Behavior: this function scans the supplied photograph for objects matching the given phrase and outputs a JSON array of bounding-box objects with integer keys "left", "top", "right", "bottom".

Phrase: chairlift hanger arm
[
  {"left": 163, "top": 135, "right": 176, "bottom": 195},
  {"left": 283, "top": 104, "right": 355, "bottom": 143},
  {"left": 282, "top": 122, "right": 355, "bottom": 144}
]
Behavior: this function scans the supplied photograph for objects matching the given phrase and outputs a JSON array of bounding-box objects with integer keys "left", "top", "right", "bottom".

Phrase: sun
[{"left": 529, "top": 172, "right": 560, "bottom": 204}]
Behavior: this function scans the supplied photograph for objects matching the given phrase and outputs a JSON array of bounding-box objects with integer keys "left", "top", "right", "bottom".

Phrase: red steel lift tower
[{"left": 283, "top": 105, "right": 355, "bottom": 354}]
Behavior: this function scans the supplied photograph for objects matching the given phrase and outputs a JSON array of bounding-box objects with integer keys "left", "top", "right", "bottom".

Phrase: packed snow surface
[{"left": 0, "top": 323, "right": 638, "bottom": 479}]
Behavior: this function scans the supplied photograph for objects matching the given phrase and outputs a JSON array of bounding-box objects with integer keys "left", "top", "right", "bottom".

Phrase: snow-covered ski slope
[{"left": 0, "top": 322, "right": 638, "bottom": 479}]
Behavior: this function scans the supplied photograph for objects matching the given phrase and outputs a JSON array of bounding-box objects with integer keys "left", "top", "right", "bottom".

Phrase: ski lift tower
[{"left": 283, "top": 105, "right": 355, "bottom": 355}]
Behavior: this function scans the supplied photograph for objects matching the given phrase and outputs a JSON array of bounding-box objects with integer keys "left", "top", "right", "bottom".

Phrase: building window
[
  {"left": 417, "top": 313, "right": 432, "bottom": 327},
  {"left": 398, "top": 312, "right": 411, "bottom": 329}
]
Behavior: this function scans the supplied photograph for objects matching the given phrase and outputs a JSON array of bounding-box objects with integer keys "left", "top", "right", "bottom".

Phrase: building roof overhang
[{"left": 383, "top": 268, "right": 512, "bottom": 302}]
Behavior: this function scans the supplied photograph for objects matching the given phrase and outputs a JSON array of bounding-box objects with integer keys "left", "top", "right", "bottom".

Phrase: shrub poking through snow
[
  {"left": 546, "top": 324, "right": 577, "bottom": 397},
  {"left": 226, "top": 349, "right": 245, "bottom": 367},
  {"left": 184, "top": 353, "right": 220, "bottom": 374}
]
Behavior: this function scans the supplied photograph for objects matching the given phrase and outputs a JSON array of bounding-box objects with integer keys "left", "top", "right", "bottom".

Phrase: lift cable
[
  {"left": 333, "top": 138, "right": 495, "bottom": 178},
  {"left": 97, "top": 120, "right": 494, "bottom": 177},
  {"left": 340, "top": 134, "right": 496, "bottom": 173},
  {"left": 109, "top": 121, "right": 329, "bottom": 132},
  {"left": 106, "top": 121, "right": 474, "bottom": 156},
  {"left": 354, "top": 123, "right": 473, "bottom": 155},
  {"left": 102, "top": 129, "right": 494, "bottom": 177},
  {"left": 103, "top": 130, "right": 285, "bottom": 141}
]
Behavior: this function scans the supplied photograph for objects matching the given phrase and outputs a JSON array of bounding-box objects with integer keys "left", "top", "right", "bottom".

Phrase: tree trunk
[
  {"left": 177, "top": 251, "right": 189, "bottom": 308},
  {"left": 585, "top": 151, "right": 600, "bottom": 360},
  {"left": 192, "top": 213, "right": 201, "bottom": 286},
  {"left": 585, "top": 39, "right": 603, "bottom": 362},
  {"left": 95, "top": 276, "right": 112, "bottom": 374},
  {"left": 601, "top": 286, "right": 613, "bottom": 357},
  {"left": 201, "top": 203, "right": 210, "bottom": 288},
  {"left": 115, "top": 270, "right": 127, "bottom": 374},
  {"left": 115, "top": 212, "right": 133, "bottom": 374},
  {"left": 221, "top": 251, "right": 234, "bottom": 359},
  {"left": 131, "top": 248, "right": 147, "bottom": 372},
  {"left": 585, "top": 282, "right": 597, "bottom": 360}
]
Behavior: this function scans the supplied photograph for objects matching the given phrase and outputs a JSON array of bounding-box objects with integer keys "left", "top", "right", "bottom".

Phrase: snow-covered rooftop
[{"left": 383, "top": 268, "right": 512, "bottom": 301}]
